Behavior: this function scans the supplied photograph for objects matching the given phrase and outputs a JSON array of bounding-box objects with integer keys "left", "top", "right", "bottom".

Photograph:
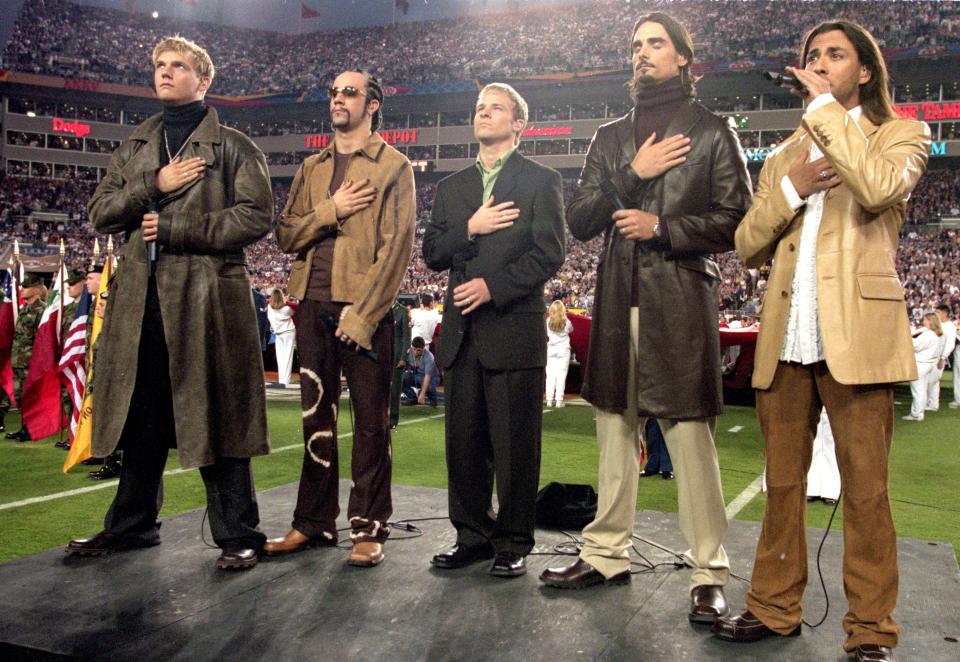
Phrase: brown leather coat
[
  {"left": 88, "top": 107, "right": 273, "bottom": 468},
  {"left": 568, "top": 101, "right": 752, "bottom": 417}
]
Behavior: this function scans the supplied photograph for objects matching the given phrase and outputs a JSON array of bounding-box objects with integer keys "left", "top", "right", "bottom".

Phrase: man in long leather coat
[
  {"left": 66, "top": 36, "right": 273, "bottom": 571},
  {"left": 540, "top": 13, "right": 752, "bottom": 625}
]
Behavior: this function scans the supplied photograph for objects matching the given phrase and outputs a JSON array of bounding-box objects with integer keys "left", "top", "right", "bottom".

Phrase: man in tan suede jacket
[
  {"left": 713, "top": 21, "right": 929, "bottom": 662},
  {"left": 267, "top": 70, "right": 415, "bottom": 568}
]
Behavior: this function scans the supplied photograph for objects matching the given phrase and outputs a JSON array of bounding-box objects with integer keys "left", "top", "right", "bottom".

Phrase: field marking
[
  {"left": 726, "top": 474, "right": 764, "bottom": 520},
  {"left": 0, "top": 410, "right": 447, "bottom": 513},
  {"left": 727, "top": 425, "right": 743, "bottom": 433}
]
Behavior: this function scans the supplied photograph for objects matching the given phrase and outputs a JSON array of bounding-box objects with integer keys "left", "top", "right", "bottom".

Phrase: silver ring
[{"left": 819, "top": 169, "right": 830, "bottom": 181}]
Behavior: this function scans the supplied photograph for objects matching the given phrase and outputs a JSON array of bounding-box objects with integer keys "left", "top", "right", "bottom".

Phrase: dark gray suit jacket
[{"left": 422, "top": 151, "right": 566, "bottom": 370}]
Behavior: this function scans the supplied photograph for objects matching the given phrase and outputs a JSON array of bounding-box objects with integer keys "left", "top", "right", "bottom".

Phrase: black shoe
[
  {"left": 661, "top": 471, "right": 675, "bottom": 480},
  {"left": 6, "top": 428, "right": 31, "bottom": 442},
  {"left": 490, "top": 551, "right": 526, "bottom": 578},
  {"left": 217, "top": 546, "right": 260, "bottom": 571},
  {"left": 55, "top": 440, "right": 70, "bottom": 450},
  {"left": 66, "top": 531, "right": 159, "bottom": 557},
  {"left": 640, "top": 468, "right": 659, "bottom": 478},
  {"left": 89, "top": 463, "right": 121, "bottom": 480},
  {"left": 431, "top": 543, "right": 495, "bottom": 569}
]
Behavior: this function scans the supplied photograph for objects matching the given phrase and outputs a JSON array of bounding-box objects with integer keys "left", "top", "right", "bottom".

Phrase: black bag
[{"left": 535, "top": 482, "right": 598, "bottom": 531}]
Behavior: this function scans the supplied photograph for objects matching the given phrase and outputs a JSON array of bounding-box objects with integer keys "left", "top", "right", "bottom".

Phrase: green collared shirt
[{"left": 475, "top": 147, "right": 515, "bottom": 203}]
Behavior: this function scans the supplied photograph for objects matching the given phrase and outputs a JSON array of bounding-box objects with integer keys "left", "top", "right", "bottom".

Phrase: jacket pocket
[
  {"left": 676, "top": 256, "right": 720, "bottom": 281},
  {"left": 856, "top": 273, "right": 904, "bottom": 300}
]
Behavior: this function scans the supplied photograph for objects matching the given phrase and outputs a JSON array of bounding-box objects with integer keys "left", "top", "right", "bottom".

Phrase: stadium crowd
[
  {"left": 2, "top": 0, "right": 957, "bottom": 95},
  {"left": 1, "top": 171, "right": 957, "bottom": 321}
]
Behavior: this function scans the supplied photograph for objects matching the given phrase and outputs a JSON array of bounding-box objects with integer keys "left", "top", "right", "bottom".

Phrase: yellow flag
[{"left": 63, "top": 258, "right": 112, "bottom": 473}]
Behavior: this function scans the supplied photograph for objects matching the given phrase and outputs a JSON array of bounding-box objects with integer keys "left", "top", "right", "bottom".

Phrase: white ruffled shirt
[{"left": 778, "top": 95, "right": 862, "bottom": 364}]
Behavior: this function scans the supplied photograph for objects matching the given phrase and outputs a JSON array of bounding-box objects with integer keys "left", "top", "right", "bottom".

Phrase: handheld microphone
[
  {"left": 762, "top": 70, "right": 807, "bottom": 94},
  {"left": 599, "top": 179, "right": 626, "bottom": 211},
  {"left": 146, "top": 202, "right": 158, "bottom": 276}
]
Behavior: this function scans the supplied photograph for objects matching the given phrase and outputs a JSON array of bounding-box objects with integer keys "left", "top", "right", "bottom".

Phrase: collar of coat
[
  {"left": 128, "top": 105, "right": 222, "bottom": 145},
  {"left": 317, "top": 131, "right": 386, "bottom": 163},
  {"left": 776, "top": 103, "right": 880, "bottom": 158},
  {"left": 612, "top": 100, "right": 702, "bottom": 166}
]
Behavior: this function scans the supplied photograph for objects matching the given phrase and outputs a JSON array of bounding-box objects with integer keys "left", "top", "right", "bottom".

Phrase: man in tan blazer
[{"left": 712, "top": 21, "right": 929, "bottom": 662}]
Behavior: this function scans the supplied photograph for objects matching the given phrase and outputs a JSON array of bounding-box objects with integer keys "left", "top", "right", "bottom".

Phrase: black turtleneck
[
  {"left": 161, "top": 100, "right": 207, "bottom": 166},
  {"left": 632, "top": 76, "right": 689, "bottom": 151}
]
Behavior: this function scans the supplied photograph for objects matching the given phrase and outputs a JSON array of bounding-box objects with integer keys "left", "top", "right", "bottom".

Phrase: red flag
[
  {"left": 301, "top": 2, "right": 320, "bottom": 18},
  {"left": 21, "top": 268, "right": 68, "bottom": 440}
]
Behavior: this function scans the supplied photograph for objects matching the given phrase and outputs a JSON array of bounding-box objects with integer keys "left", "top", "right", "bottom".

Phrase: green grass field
[{"left": 0, "top": 375, "right": 957, "bottom": 564}]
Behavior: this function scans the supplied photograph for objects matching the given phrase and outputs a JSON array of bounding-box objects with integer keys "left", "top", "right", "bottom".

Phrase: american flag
[{"left": 57, "top": 289, "right": 91, "bottom": 441}]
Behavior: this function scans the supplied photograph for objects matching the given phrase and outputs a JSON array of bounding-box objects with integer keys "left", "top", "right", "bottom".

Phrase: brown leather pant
[
  {"left": 747, "top": 361, "right": 899, "bottom": 652},
  {"left": 291, "top": 299, "right": 394, "bottom": 544}
]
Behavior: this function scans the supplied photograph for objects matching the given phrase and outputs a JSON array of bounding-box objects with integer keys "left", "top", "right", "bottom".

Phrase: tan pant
[
  {"left": 747, "top": 361, "right": 899, "bottom": 653},
  {"left": 579, "top": 309, "right": 730, "bottom": 589}
]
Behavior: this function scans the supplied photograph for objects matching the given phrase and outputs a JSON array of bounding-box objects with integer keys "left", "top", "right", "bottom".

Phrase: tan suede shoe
[
  {"left": 263, "top": 529, "right": 334, "bottom": 556},
  {"left": 347, "top": 541, "right": 384, "bottom": 567}
]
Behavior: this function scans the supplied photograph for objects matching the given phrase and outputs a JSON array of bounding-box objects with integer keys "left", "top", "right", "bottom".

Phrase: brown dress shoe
[
  {"left": 348, "top": 541, "right": 384, "bottom": 567},
  {"left": 689, "top": 584, "right": 729, "bottom": 623},
  {"left": 539, "top": 558, "right": 630, "bottom": 589},
  {"left": 852, "top": 644, "right": 893, "bottom": 661},
  {"left": 263, "top": 529, "right": 334, "bottom": 556},
  {"left": 712, "top": 609, "right": 801, "bottom": 642}
]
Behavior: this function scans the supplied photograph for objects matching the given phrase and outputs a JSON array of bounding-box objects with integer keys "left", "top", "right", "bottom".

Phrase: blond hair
[
  {"left": 152, "top": 35, "right": 215, "bottom": 83},
  {"left": 479, "top": 82, "right": 528, "bottom": 142},
  {"left": 547, "top": 300, "right": 568, "bottom": 333},
  {"left": 924, "top": 312, "right": 943, "bottom": 336}
]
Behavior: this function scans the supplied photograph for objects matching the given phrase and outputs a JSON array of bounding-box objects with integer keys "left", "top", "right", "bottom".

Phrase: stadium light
[{"left": 151, "top": 11, "right": 159, "bottom": 19}]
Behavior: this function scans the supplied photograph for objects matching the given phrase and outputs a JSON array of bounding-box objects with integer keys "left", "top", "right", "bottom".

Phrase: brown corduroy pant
[{"left": 747, "top": 361, "right": 899, "bottom": 652}]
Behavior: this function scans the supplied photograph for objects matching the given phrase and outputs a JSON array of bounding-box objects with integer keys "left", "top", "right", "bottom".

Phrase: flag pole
[
  {"left": 12, "top": 239, "right": 21, "bottom": 319},
  {"left": 58, "top": 240, "right": 66, "bottom": 444}
]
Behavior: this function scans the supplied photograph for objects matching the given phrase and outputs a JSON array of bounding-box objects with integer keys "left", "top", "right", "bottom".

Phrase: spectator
[
  {"left": 903, "top": 312, "right": 943, "bottom": 421},
  {"left": 544, "top": 299, "right": 573, "bottom": 407},
  {"left": 267, "top": 288, "right": 296, "bottom": 387},
  {"left": 401, "top": 336, "right": 439, "bottom": 406}
]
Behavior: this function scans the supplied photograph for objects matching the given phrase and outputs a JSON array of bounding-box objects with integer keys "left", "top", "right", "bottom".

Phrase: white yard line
[
  {"left": 727, "top": 425, "right": 743, "bottom": 433},
  {"left": 0, "top": 410, "right": 447, "bottom": 512},
  {"left": 725, "top": 474, "right": 764, "bottom": 520}
]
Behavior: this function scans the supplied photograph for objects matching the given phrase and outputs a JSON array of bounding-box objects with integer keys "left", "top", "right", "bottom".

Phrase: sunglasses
[{"left": 327, "top": 86, "right": 367, "bottom": 99}]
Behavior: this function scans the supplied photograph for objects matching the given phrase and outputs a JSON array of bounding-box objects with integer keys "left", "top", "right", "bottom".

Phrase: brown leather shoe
[
  {"left": 689, "top": 584, "right": 729, "bottom": 623},
  {"left": 263, "top": 528, "right": 335, "bottom": 556},
  {"left": 539, "top": 558, "right": 630, "bottom": 589},
  {"left": 712, "top": 609, "right": 801, "bottom": 642},
  {"left": 851, "top": 644, "right": 893, "bottom": 661},
  {"left": 348, "top": 541, "right": 384, "bottom": 567}
]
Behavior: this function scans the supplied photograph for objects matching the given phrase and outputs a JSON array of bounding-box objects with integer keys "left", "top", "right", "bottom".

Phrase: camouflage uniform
[{"left": 0, "top": 298, "right": 46, "bottom": 413}]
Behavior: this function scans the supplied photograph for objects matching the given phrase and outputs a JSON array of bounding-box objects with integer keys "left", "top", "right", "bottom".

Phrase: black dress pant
[
  {"left": 444, "top": 328, "right": 543, "bottom": 555},
  {"left": 103, "top": 279, "right": 265, "bottom": 550}
]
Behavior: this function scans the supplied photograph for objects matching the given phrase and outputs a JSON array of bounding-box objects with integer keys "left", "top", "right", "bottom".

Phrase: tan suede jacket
[
  {"left": 276, "top": 132, "right": 415, "bottom": 349},
  {"left": 736, "top": 101, "right": 930, "bottom": 388}
]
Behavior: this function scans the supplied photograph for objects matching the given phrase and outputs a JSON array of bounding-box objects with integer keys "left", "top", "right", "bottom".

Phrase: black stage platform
[{"left": 1, "top": 482, "right": 957, "bottom": 661}]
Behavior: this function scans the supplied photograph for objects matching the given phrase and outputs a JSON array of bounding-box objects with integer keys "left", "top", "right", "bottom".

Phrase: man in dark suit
[{"left": 423, "top": 82, "right": 565, "bottom": 578}]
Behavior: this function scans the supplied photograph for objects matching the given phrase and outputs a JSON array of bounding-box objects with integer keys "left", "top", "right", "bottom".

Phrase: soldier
[{"left": 5, "top": 273, "right": 47, "bottom": 441}]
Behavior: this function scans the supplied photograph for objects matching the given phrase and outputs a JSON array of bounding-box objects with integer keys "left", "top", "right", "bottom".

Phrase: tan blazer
[
  {"left": 736, "top": 101, "right": 930, "bottom": 388},
  {"left": 276, "top": 132, "right": 415, "bottom": 349}
]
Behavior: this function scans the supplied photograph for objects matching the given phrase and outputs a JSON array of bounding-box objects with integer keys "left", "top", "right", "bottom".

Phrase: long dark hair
[
  {"left": 630, "top": 12, "right": 699, "bottom": 99},
  {"left": 800, "top": 20, "right": 896, "bottom": 124}
]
